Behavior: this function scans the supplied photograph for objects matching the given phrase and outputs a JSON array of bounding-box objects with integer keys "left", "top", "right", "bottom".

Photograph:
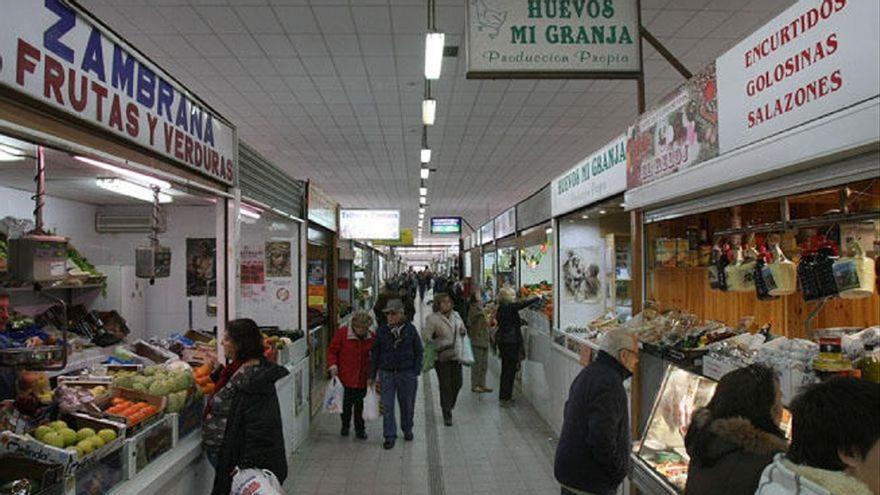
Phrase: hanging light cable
[{"left": 420, "top": 126, "right": 431, "bottom": 163}]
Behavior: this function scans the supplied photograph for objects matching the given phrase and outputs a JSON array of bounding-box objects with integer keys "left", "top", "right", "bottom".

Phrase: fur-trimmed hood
[
  {"left": 755, "top": 454, "right": 874, "bottom": 495},
  {"left": 686, "top": 408, "right": 788, "bottom": 467}
]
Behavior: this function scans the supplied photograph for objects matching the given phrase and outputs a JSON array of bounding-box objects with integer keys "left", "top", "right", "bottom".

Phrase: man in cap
[{"left": 369, "top": 299, "right": 423, "bottom": 449}]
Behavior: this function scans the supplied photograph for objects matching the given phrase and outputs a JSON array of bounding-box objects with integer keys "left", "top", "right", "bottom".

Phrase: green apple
[
  {"left": 97, "top": 429, "right": 117, "bottom": 443},
  {"left": 91, "top": 436, "right": 106, "bottom": 449},
  {"left": 42, "top": 432, "right": 65, "bottom": 449},
  {"left": 49, "top": 420, "right": 68, "bottom": 431},
  {"left": 76, "top": 428, "right": 96, "bottom": 442},
  {"left": 34, "top": 425, "right": 53, "bottom": 441},
  {"left": 59, "top": 428, "right": 78, "bottom": 447},
  {"left": 76, "top": 439, "right": 94, "bottom": 455}
]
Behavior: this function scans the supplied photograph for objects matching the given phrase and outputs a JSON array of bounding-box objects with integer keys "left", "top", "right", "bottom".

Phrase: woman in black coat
[
  {"left": 203, "top": 319, "right": 289, "bottom": 495},
  {"left": 684, "top": 364, "right": 788, "bottom": 495},
  {"left": 493, "top": 287, "right": 538, "bottom": 407}
]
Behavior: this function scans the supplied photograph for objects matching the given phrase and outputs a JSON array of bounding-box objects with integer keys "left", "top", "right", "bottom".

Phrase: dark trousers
[
  {"left": 378, "top": 370, "right": 418, "bottom": 440},
  {"left": 341, "top": 386, "right": 367, "bottom": 433},
  {"left": 434, "top": 360, "right": 462, "bottom": 418},
  {"left": 499, "top": 343, "right": 520, "bottom": 401}
]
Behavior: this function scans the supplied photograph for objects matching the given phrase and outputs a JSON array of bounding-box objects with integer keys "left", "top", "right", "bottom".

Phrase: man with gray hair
[{"left": 554, "top": 328, "right": 639, "bottom": 495}]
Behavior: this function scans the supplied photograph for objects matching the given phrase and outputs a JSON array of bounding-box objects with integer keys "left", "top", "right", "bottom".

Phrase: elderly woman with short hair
[
  {"left": 423, "top": 292, "right": 467, "bottom": 426},
  {"left": 328, "top": 310, "right": 375, "bottom": 440}
]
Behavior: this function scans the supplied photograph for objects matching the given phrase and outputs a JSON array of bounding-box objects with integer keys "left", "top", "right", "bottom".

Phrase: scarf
[{"left": 204, "top": 359, "right": 245, "bottom": 418}]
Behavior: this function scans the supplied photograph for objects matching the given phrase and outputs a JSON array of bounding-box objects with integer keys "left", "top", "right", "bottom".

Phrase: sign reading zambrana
[
  {"left": 0, "top": 0, "right": 236, "bottom": 185},
  {"left": 467, "top": 0, "right": 641, "bottom": 78}
]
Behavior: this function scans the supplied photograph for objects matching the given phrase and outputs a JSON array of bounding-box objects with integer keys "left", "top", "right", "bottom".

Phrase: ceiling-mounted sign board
[
  {"left": 0, "top": 0, "right": 236, "bottom": 185},
  {"left": 716, "top": 0, "right": 880, "bottom": 154},
  {"left": 373, "top": 228, "right": 414, "bottom": 247},
  {"left": 466, "top": 0, "right": 642, "bottom": 78},
  {"left": 552, "top": 133, "right": 628, "bottom": 217},
  {"left": 308, "top": 184, "right": 338, "bottom": 232},
  {"left": 480, "top": 221, "right": 495, "bottom": 245},
  {"left": 494, "top": 207, "right": 516, "bottom": 239}
]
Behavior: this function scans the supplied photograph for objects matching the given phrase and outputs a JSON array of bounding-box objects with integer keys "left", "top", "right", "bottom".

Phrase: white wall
[{"left": 0, "top": 185, "right": 221, "bottom": 337}]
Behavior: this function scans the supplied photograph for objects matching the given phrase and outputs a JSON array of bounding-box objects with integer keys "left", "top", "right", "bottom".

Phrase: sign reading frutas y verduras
[
  {"left": 717, "top": 0, "right": 880, "bottom": 153},
  {"left": 552, "top": 133, "right": 627, "bottom": 217},
  {"left": 0, "top": 0, "right": 235, "bottom": 185},
  {"left": 626, "top": 63, "right": 719, "bottom": 189},
  {"left": 466, "top": 0, "right": 641, "bottom": 77}
]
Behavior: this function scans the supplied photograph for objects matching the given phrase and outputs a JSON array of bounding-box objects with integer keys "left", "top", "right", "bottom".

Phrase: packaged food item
[
  {"left": 834, "top": 241, "right": 876, "bottom": 299},
  {"left": 856, "top": 344, "right": 880, "bottom": 383},
  {"left": 764, "top": 244, "right": 797, "bottom": 297},
  {"left": 754, "top": 245, "right": 777, "bottom": 301}
]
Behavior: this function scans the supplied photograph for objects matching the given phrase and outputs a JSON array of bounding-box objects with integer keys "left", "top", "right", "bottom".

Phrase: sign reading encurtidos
[
  {"left": 466, "top": 0, "right": 641, "bottom": 77},
  {"left": 0, "top": 0, "right": 235, "bottom": 185},
  {"left": 717, "top": 0, "right": 880, "bottom": 153},
  {"left": 551, "top": 133, "right": 627, "bottom": 217}
]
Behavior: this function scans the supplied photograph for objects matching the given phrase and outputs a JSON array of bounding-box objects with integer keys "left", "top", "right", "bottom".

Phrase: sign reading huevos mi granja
[
  {"left": 467, "top": 0, "right": 642, "bottom": 77},
  {"left": 0, "top": 0, "right": 236, "bottom": 185}
]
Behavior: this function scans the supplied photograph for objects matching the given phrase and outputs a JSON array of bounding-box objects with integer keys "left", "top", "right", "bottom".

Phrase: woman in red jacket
[{"left": 328, "top": 310, "right": 375, "bottom": 439}]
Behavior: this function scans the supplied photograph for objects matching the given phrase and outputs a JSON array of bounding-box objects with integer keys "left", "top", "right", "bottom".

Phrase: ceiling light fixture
[
  {"left": 599, "top": 210, "right": 607, "bottom": 215},
  {"left": 545, "top": 227, "right": 553, "bottom": 235},
  {"left": 581, "top": 215, "right": 589, "bottom": 220},
  {"left": 240, "top": 204, "right": 262, "bottom": 220},
  {"left": 422, "top": 98, "right": 436, "bottom": 125},
  {"left": 420, "top": 167, "right": 430, "bottom": 180},
  {"left": 420, "top": 148, "right": 431, "bottom": 163},
  {"left": 420, "top": 125, "right": 431, "bottom": 163},
  {"left": 96, "top": 178, "right": 172, "bottom": 203},
  {"left": 0, "top": 144, "right": 25, "bottom": 162},
  {"left": 419, "top": 196, "right": 427, "bottom": 205},
  {"left": 424, "top": 32, "right": 445, "bottom": 80},
  {"left": 419, "top": 186, "right": 427, "bottom": 196},
  {"left": 419, "top": 207, "right": 425, "bottom": 214},
  {"left": 77, "top": 156, "right": 172, "bottom": 190}
]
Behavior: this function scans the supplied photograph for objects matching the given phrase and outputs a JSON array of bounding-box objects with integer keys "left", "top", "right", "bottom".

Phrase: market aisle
[{"left": 283, "top": 292, "right": 560, "bottom": 495}]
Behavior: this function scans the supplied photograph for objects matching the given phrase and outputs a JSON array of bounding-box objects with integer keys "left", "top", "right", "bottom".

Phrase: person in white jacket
[
  {"left": 422, "top": 292, "right": 467, "bottom": 426},
  {"left": 755, "top": 378, "right": 879, "bottom": 495}
]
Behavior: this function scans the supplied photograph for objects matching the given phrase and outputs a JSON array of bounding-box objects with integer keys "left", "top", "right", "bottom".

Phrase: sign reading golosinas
[{"left": 0, "top": 0, "right": 236, "bottom": 185}]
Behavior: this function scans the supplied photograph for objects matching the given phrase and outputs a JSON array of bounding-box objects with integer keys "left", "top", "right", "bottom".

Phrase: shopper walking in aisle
[
  {"left": 422, "top": 292, "right": 467, "bottom": 426},
  {"left": 203, "top": 319, "right": 288, "bottom": 495},
  {"left": 756, "top": 377, "right": 879, "bottom": 495},
  {"left": 372, "top": 283, "right": 397, "bottom": 328},
  {"left": 327, "top": 311, "right": 375, "bottom": 440},
  {"left": 494, "top": 287, "right": 539, "bottom": 407},
  {"left": 369, "top": 299, "right": 423, "bottom": 450},
  {"left": 418, "top": 270, "right": 429, "bottom": 301},
  {"left": 466, "top": 293, "right": 492, "bottom": 393},
  {"left": 554, "top": 329, "right": 639, "bottom": 495},
  {"left": 398, "top": 285, "right": 417, "bottom": 324},
  {"left": 683, "top": 364, "right": 787, "bottom": 495}
]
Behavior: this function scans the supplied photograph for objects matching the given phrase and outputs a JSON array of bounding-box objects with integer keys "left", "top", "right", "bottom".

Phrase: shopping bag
[
  {"left": 422, "top": 340, "right": 437, "bottom": 373},
  {"left": 231, "top": 468, "right": 284, "bottom": 495},
  {"left": 322, "top": 377, "right": 344, "bottom": 414},
  {"left": 362, "top": 386, "right": 380, "bottom": 421},
  {"left": 456, "top": 335, "right": 475, "bottom": 366}
]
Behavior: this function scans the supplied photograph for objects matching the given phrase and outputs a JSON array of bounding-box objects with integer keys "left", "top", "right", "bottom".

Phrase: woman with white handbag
[{"left": 422, "top": 292, "right": 467, "bottom": 426}]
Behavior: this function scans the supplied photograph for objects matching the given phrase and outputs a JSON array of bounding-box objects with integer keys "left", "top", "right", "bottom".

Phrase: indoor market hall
[{"left": 0, "top": 1, "right": 878, "bottom": 495}]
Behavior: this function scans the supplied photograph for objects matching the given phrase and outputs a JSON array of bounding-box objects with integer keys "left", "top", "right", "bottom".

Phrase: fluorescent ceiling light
[
  {"left": 419, "top": 207, "right": 425, "bottom": 213},
  {"left": 419, "top": 196, "right": 427, "bottom": 205},
  {"left": 96, "top": 178, "right": 172, "bottom": 203},
  {"left": 420, "top": 148, "right": 431, "bottom": 163},
  {"left": 0, "top": 144, "right": 25, "bottom": 162},
  {"left": 240, "top": 204, "right": 262, "bottom": 219},
  {"left": 599, "top": 210, "right": 607, "bottom": 215},
  {"left": 420, "top": 167, "right": 430, "bottom": 180},
  {"left": 422, "top": 99, "right": 437, "bottom": 125},
  {"left": 419, "top": 186, "right": 427, "bottom": 196},
  {"left": 418, "top": 221, "right": 424, "bottom": 228},
  {"left": 77, "top": 156, "right": 171, "bottom": 190},
  {"left": 545, "top": 227, "right": 553, "bottom": 235},
  {"left": 424, "top": 32, "right": 445, "bottom": 79}
]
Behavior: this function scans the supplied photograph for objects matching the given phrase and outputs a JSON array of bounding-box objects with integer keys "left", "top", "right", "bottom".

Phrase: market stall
[
  {"left": 236, "top": 143, "right": 309, "bottom": 454},
  {"left": 0, "top": 1, "right": 242, "bottom": 492},
  {"left": 494, "top": 208, "right": 518, "bottom": 292},
  {"left": 624, "top": 2, "right": 880, "bottom": 491}
]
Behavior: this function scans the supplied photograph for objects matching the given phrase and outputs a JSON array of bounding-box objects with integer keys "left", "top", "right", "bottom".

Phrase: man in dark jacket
[
  {"left": 554, "top": 329, "right": 639, "bottom": 495},
  {"left": 369, "top": 299, "right": 423, "bottom": 450}
]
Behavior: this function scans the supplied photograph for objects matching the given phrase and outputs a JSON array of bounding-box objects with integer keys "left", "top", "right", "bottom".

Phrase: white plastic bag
[
  {"left": 362, "top": 386, "right": 380, "bottom": 422},
  {"left": 322, "top": 377, "right": 344, "bottom": 414},
  {"left": 231, "top": 468, "right": 284, "bottom": 495},
  {"left": 456, "top": 335, "right": 475, "bottom": 366}
]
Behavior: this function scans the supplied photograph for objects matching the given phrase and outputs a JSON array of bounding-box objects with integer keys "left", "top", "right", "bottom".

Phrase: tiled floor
[{"left": 284, "top": 293, "right": 560, "bottom": 495}]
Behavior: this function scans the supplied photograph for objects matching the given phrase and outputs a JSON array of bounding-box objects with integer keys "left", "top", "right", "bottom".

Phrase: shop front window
[{"left": 519, "top": 226, "right": 554, "bottom": 330}]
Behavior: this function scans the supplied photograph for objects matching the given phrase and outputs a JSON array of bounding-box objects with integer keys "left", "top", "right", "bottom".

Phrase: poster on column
[
  {"left": 0, "top": 0, "right": 235, "bottom": 184},
  {"left": 626, "top": 63, "right": 719, "bottom": 189},
  {"left": 266, "top": 241, "right": 292, "bottom": 278},
  {"left": 561, "top": 247, "right": 602, "bottom": 304},
  {"left": 307, "top": 260, "right": 326, "bottom": 309},
  {"left": 716, "top": 0, "right": 880, "bottom": 153},
  {"left": 240, "top": 244, "right": 265, "bottom": 301},
  {"left": 466, "top": 0, "right": 642, "bottom": 77}
]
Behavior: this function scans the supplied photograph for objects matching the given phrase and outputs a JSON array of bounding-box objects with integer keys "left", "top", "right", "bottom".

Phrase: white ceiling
[{"left": 79, "top": 0, "right": 794, "bottom": 243}]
